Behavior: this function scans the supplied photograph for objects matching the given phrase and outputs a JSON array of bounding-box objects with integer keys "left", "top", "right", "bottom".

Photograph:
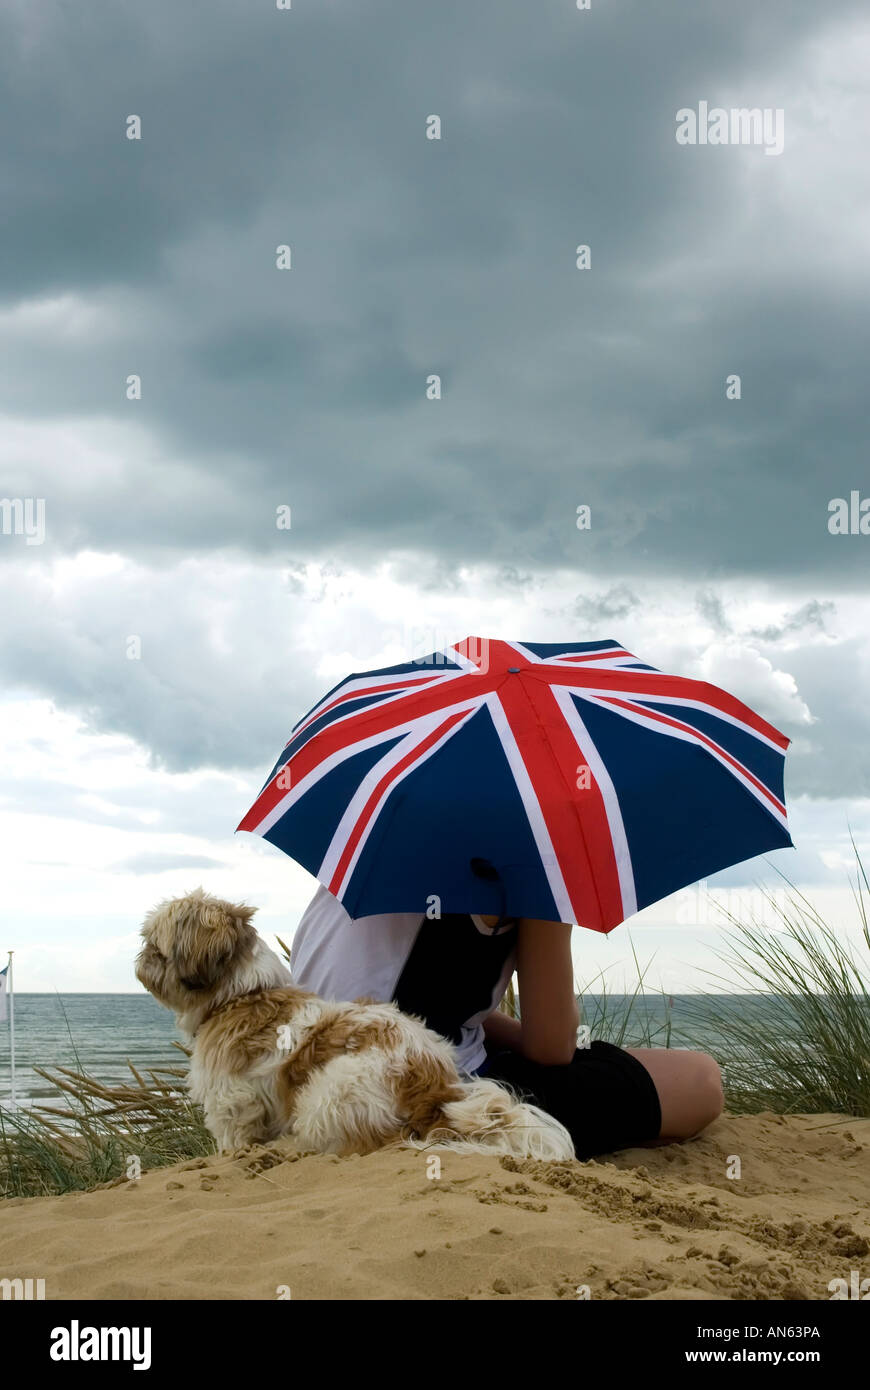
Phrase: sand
[{"left": 2, "top": 1112, "right": 868, "bottom": 1300}]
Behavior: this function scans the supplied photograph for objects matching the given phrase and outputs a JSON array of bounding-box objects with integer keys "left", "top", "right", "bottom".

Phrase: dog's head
[{"left": 136, "top": 888, "right": 259, "bottom": 1017}]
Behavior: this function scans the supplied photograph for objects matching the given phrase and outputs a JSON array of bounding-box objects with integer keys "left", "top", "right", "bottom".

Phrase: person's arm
[
  {"left": 515, "top": 919, "right": 578, "bottom": 1064},
  {"left": 482, "top": 1008, "right": 523, "bottom": 1050},
  {"left": 483, "top": 920, "right": 579, "bottom": 1065}
]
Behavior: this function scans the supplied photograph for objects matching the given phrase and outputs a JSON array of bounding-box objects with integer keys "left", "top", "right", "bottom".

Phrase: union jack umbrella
[{"left": 237, "top": 637, "right": 792, "bottom": 931}]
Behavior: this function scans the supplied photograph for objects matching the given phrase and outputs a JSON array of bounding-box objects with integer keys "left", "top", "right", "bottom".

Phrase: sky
[{"left": 1, "top": 0, "right": 868, "bottom": 993}]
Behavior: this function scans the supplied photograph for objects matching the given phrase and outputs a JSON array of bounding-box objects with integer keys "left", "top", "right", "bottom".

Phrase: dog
[{"left": 136, "top": 888, "right": 574, "bottom": 1160}]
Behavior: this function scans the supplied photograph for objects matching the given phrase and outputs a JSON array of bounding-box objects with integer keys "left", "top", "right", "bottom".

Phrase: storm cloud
[
  {"left": 1, "top": 2, "right": 868, "bottom": 988},
  {"left": 1, "top": 0, "right": 868, "bottom": 580}
]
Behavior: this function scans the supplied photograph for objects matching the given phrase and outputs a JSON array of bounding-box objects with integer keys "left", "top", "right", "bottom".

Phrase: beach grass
[
  {"left": 502, "top": 853, "right": 870, "bottom": 1117},
  {"left": 678, "top": 855, "right": 870, "bottom": 1117},
  {"left": 0, "top": 1048, "right": 214, "bottom": 1200}
]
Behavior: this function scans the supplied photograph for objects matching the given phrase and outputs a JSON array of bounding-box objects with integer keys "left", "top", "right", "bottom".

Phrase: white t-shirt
[{"left": 290, "top": 884, "right": 518, "bottom": 1075}]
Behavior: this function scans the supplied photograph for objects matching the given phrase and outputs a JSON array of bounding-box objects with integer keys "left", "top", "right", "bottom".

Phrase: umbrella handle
[{"left": 470, "top": 858, "right": 515, "bottom": 933}]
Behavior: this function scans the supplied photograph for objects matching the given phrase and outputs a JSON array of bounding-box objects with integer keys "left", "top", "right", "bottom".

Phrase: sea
[
  {"left": 0, "top": 992, "right": 786, "bottom": 1111},
  {"left": 0, "top": 995, "right": 182, "bottom": 1109}
]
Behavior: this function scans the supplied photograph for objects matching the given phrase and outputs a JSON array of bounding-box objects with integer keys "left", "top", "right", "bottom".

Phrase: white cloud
[{"left": 690, "top": 641, "right": 814, "bottom": 732}]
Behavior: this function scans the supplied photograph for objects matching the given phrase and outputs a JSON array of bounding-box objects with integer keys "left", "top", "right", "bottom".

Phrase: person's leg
[
  {"left": 483, "top": 1041, "right": 662, "bottom": 1160},
  {"left": 625, "top": 1048, "right": 724, "bottom": 1141}
]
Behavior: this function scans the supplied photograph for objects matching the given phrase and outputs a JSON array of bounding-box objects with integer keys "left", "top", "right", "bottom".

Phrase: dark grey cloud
[
  {"left": 696, "top": 590, "right": 730, "bottom": 633},
  {"left": 749, "top": 599, "right": 835, "bottom": 641},
  {"left": 1, "top": 0, "right": 868, "bottom": 584},
  {"left": 0, "top": 561, "right": 314, "bottom": 773},
  {"left": 573, "top": 584, "right": 640, "bottom": 623}
]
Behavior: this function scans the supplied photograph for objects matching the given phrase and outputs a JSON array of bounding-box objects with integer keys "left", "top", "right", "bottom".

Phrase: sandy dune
[{"left": 2, "top": 1112, "right": 868, "bottom": 1300}]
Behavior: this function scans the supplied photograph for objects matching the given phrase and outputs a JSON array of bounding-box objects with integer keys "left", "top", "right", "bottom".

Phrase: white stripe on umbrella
[
  {"left": 441, "top": 643, "right": 491, "bottom": 673},
  {"left": 504, "top": 640, "right": 645, "bottom": 673},
  {"left": 251, "top": 717, "right": 426, "bottom": 837},
  {"left": 319, "top": 702, "right": 480, "bottom": 900},
  {"left": 576, "top": 689, "right": 789, "bottom": 755},
  {"left": 288, "top": 666, "right": 462, "bottom": 745}
]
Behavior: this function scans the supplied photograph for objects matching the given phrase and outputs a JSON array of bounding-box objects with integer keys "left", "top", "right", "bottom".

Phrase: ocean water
[
  {"left": 0, "top": 991, "right": 789, "bottom": 1111},
  {"left": 0, "top": 995, "right": 184, "bottom": 1107}
]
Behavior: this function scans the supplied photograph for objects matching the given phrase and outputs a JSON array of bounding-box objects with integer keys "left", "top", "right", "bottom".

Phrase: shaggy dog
[{"left": 136, "top": 888, "right": 574, "bottom": 1160}]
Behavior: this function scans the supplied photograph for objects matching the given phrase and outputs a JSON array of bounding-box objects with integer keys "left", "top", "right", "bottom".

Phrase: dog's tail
[{"left": 409, "top": 1078, "right": 574, "bottom": 1161}]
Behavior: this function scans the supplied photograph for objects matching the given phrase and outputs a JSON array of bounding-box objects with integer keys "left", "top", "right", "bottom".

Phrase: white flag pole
[{"left": 7, "top": 951, "right": 15, "bottom": 1108}]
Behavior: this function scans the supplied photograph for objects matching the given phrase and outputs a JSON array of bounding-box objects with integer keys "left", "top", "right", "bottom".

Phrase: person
[{"left": 290, "top": 884, "right": 723, "bottom": 1161}]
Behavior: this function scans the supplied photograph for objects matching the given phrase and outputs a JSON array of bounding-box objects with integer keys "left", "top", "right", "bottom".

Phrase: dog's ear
[
  {"left": 173, "top": 897, "right": 256, "bottom": 991},
  {"left": 135, "top": 939, "right": 169, "bottom": 997}
]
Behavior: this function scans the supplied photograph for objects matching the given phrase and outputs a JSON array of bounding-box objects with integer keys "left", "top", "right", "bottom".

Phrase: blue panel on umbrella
[
  {"left": 286, "top": 658, "right": 465, "bottom": 736},
  {"left": 568, "top": 693, "right": 792, "bottom": 914},
  {"left": 628, "top": 699, "right": 787, "bottom": 800},
  {"left": 284, "top": 692, "right": 399, "bottom": 760},
  {"left": 342, "top": 704, "right": 561, "bottom": 921},
  {"left": 260, "top": 733, "right": 408, "bottom": 877},
  {"left": 517, "top": 638, "right": 623, "bottom": 658}
]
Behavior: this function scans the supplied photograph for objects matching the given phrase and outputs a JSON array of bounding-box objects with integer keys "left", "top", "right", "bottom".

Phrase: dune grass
[
  {"left": 678, "top": 855, "right": 870, "bottom": 1116},
  {"left": 2, "top": 861, "right": 868, "bottom": 1198},
  {"left": 0, "top": 1049, "right": 214, "bottom": 1200}
]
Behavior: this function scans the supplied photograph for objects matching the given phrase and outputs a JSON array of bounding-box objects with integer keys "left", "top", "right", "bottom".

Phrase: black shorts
[{"left": 480, "top": 1040, "right": 662, "bottom": 1161}]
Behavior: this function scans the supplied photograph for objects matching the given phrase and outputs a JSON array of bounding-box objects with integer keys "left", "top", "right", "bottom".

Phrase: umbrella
[{"left": 237, "top": 637, "right": 791, "bottom": 931}]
